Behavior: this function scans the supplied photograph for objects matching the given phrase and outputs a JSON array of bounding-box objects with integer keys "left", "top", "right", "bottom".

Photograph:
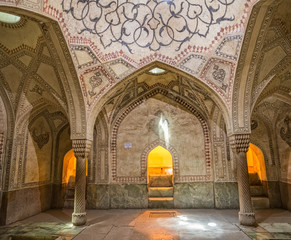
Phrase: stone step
[
  {"left": 250, "top": 185, "right": 265, "bottom": 197},
  {"left": 65, "top": 188, "right": 75, "bottom": 198},
  {"left": 64, "top": 198, "right": 74, "bottom": 209},
  {"left": 251, "top": 197, "right": 270, "bottom": 209},
  {"left": 249, "top": 173, "right": 261, "bottom": 186},
  {"left": 149, "top": 175, "right": 173, "bottom": 187},
  {"left": 148, "top": 197, "right": 174, "bottom": 209},
  {"left": 149, "top": 187, "right": 173, "bottom": 197}
]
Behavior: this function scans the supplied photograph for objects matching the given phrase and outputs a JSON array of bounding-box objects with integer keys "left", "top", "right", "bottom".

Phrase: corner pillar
[
  {"left": 229, "top": 134, "right": 256, "bottom": 226},
  {"left": 72, "top": 139, "right": 92, "bottom": 226}
]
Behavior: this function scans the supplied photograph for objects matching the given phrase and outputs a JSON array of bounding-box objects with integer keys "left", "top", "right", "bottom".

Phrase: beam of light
[{"left": 159, "top": 116, "right": 169, "bottom": 145}]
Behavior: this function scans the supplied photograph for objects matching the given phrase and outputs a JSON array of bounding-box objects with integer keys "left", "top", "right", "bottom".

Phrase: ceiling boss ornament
[{"left": 62, "top": 0, "right": 235, "bottom": 53}]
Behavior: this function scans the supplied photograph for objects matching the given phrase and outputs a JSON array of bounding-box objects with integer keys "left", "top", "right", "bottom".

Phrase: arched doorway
[
  {"left": 247, "top": 143, "right": 267, "bottom": 184},
  {"left": 147, "top": 146, "right": 174, "bottom": 208},
  {"left": 62, "top": 149, "right": 76, "bottom": 185},
  {"left": 62, "top": 150, "right": 88, "bottom": 208},
  {"left": 62, "top": 150, "right": 76, "bottom": 208},
  {"left": 247, "top": 143, "right": 269, "bottom": 209}
]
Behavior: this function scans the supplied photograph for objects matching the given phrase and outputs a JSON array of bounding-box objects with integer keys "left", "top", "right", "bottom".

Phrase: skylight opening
[
  {"left": 0, "top": 11, "right": 21, "bottom": 24},
  {"left": 149, "top": 67, "right": 166, "bottom": 74}
]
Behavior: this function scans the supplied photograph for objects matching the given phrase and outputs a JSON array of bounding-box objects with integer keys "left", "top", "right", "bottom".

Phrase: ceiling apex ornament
[
  {"left": 62, "top": 0, "right": 235, "bottom": 53},
  {"left": 149, "top": 67, "right": 166, "bottom": 74}
]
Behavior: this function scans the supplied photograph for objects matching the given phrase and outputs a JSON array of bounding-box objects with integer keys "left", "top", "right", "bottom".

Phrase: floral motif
[
  {"left": 212, "top": 65, "right": 228, "bottom": 91},
  {"left": 88, "top": 71, "right": 103, "bottom": 97},
  {"left": 62, "top": 0, "right": 235, "bottom": 53}
]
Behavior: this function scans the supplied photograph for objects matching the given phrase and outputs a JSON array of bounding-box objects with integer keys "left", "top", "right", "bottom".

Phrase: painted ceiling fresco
[
  {"left": 0, "top": 0, "right": 290, "bottom": 133},
  {"left": 61, "top": 0, "right": 237, "bottom": 54},
  {"left": 58, "top": 0, "right": 256, "bottom": 110}
]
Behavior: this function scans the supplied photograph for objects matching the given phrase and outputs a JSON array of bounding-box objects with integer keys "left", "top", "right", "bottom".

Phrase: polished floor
[{"left": 0, "top": 209, "right": 291, "bottom": 239}]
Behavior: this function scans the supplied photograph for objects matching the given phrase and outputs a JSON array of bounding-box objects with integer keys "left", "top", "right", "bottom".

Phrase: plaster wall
[
  {"left": 24, "top": 117, "right": 52, "bottom": 184},
  {"left": 276, "top": 112, "right": 291, "bottom": 184},
  {"left": 4, "top": 114, "right": 56, "bottom": 224},
  {"left": 276, "top": 111, "right": 291, "bottom": 210},
  {"left": 115, "top": 98, "right": 206, "bottom": 180},
  {"left": 5, "top": 184, "right": 52, "bottom": 224}
]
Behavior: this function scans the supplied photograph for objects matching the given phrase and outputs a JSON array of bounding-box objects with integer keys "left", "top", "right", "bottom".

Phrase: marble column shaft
[
  {"left": 229, "top": 134, "right": 256, "bottom": 226},
  {"left": 72, "top": 139, "right": 92, "bottom": 226}
]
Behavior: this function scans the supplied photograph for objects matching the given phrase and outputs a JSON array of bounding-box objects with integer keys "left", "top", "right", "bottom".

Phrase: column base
[
  {"left": 239, "top": 212, "right": 256, "bottom": 226},
  {"left": 72, "top": 212, "right": 87, "bottom": 226}
]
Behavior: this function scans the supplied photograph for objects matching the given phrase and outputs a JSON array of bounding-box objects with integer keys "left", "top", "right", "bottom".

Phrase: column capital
[
  {"left": 72, "top": 139, "right": 92, "bottom": 158},
  {"left": 229, "top": 134, "right": 250, "bottom": 153}
]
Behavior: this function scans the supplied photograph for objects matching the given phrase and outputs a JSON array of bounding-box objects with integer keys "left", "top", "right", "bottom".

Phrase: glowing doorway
[
  {"left": 62, "top": 149, "right": 88, "bottom": 184},
  {"left": 62, "top": 149, "right": 76, "bottom": 184},
  {"left": 247, "top": 143, "right": 267, "bottom": 182},
  {"left": 147, "top": 146, "right": 174, "bottom": 208},
  {"left": 62, "top": 149, "right": 88, "bottom": 208},
  {"left": 147, "top": 146, "right": 173, "bottom": 183}
]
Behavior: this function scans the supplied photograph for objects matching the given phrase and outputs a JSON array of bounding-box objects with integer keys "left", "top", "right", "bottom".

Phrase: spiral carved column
[
  {"left": 229, "top": 134, "right": 256, "bottom": 226},
  {"left": 72, "top": 139, "right": 92, "bottom": 226}
]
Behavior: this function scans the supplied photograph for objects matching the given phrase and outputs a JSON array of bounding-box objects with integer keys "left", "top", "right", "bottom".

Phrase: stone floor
[{"left": 0, "top": 209, "right": 291, "bottom": 240}]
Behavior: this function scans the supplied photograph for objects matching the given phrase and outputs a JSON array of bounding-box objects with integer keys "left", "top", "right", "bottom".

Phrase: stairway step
[
  {"left": 251, "top": 197, "right": 270, "bottom": 209},
  {"left": 149, "top": 187, "right": 173, "bottom": 197},
  {"left": 148, "top": 197, "right": 174, "bottom": 209},
  {"left": 250, "top": 185, "right": 265, "bottom": 197},
  {"left": 64, "top": 199, "right": 74, "bottom": 209},
  {"left": 65, "top": 188, "right": 75, "bottom": 198},
  {"left": 149, "top": 175, "right": 173, "bottom": 187}
]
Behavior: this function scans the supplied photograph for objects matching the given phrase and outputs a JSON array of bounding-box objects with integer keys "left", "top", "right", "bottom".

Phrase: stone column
[
  {"left": 72, "top": 139, "right": 92, "bottom": 226},
  {"left": 229, "top": 134, "right": 256, "bottom": 226}
]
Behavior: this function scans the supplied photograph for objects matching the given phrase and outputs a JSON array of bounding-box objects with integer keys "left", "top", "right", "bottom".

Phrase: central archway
[
  {"left": 147, "top": 146, "right": 173, "bottom": 186},
  {"left": 147, "top": 145, "right": 174, "bottom": 208}
]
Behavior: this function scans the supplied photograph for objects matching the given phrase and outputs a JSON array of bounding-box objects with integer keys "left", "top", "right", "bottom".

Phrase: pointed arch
[
  {"left": 143, "top": 139, "right": 178, "bottom": 182},
  {"left": 0, "top": 6, "right": 87, "bottom": 139},
  {"left": 89, "top": 61, "right": 231, "bottom": 139},
  {"left": 110, "top": 85, "right": 213, "bottom": 183},
  {"left": 247, "top": 143, "right": 267, "bottom": 182}
]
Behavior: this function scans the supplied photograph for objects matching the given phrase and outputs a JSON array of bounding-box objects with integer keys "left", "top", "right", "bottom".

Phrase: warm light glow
[
  {"left": 62, "top": 150, "right": 76, "bottom": 183},
  {"left": 147, "top": 146, "right": 173, "bottom": 184},
  {"left": 247, "top": 143, "right": 267, "bottom": 181},
  {"left": 0, "top": 11, "right": 21, "bottom": 23},
  {"left": 62, "top": 149, "right": 88, "bottom": 183},
  {"left": 149, "top": 67, "right": 166, "bottom": 74},
  {"left": 148, "top": 146, "right": 173, "bottom": 168}
]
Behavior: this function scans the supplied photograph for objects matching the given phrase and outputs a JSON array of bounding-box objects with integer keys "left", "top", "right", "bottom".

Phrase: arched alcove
[
  {"left": 147, "top": 145, "right": 174, "bottom": 208},
  {"left": 247, "top": 143, "right": 267, "bottom": 183},
  {"left": 147, "top": 146, "right": 173, "bottom": 186},
  {"left": 62, "top": 149, "right": 76, "bottom": 184},
  {"left": 62, "top": 149, "right": 89, "bottom": 185}
]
